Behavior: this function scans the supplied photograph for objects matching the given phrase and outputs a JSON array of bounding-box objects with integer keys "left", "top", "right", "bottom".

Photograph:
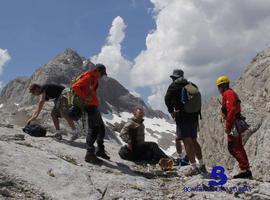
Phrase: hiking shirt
[
  {"left": 71, "top": 70, "right": 99, "bottom": 107},
  {"left": 120, "top": 117, "right": 145, "bottom": 145},
  {"left": 40, "top": 84, "right": 65, "bottom": 101},
  {"left": 222, "top": 88, "right": 241, "bottom": 131}
]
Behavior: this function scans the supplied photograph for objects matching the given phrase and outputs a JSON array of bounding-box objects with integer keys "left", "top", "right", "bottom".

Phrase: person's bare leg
[
  {"left": 193, "top": 139, "right": 202, "bottom": 160},
  {"left": 63, "top": 115, "right": 76, "bottom": 130},
  {"left": 51, "top": 112, "right": 60, "bottom": 130},
  {"left": 176, "top": 139, "right": 182, "bottom": 156},
  {"left": 183, "top": 138, "right": 196, "bottom": 164},
  {"left": 62, "top": 113, "right": 79, "bottom": 141},
  {"left": 192, "top": 139, "right": 206, "bottom": 172}
]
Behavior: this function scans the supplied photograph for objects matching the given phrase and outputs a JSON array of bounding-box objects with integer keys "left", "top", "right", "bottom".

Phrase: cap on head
[
  {"left": 170, "top": 69, "right": 184, "bottom": 79},
  {"left": 216, "top": 75, "right": 230, "bottom": 87},
  {"left": 95, "top": 63, "right": 107, "bottom": 76}
]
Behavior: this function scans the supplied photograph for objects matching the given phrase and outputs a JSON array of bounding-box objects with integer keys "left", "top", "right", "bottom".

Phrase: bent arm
[
  {"left": 120, "top": 121, "right": 134, "bottom": 144},
  {"left": 164, "top": 86, "right": 174, "bottom": 114}
]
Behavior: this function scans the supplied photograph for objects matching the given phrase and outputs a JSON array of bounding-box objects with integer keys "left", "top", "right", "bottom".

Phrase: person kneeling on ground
[
  {"left": 119, "top": 107, "right": 169, "bottom": 165},
  {"left": 27, "top": 83, "right": 79, "bottom": 141}
]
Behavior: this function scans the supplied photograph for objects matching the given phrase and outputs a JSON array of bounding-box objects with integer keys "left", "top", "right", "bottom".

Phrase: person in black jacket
[
  {"left": 27, "top": 83, "right": 79, "bottom": 140},
  {"left": 164, "top": 69, "right": 206, "bottom": 176}
]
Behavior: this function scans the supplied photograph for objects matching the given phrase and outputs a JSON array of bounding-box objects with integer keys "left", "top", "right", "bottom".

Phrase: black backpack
[{"left": 23, "top": 124, "right": 47, "bottom": 137}]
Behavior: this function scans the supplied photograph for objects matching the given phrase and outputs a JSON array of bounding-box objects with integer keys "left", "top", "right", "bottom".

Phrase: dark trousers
[
  {"left": 85, "top": 106, "right": 105, "bottom": 154},
  {"left": 119, "top": 142, "right": 168, "bottom": 164}
]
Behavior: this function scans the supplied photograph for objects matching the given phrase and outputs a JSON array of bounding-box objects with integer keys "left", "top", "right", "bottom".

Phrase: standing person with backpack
[
  {"left": 27, "top": 83, "right": 79, "bottom": 140},
  {"left": 165, "top": 69, "right": 207, "bottom": 176},
  {"left": 216, "top": 75, "right": 252, "bottom": 179},
  {"left": 71, "top": 64, "right": 110, "bottom": 165}
]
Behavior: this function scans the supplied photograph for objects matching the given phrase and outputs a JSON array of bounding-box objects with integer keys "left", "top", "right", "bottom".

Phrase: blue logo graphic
[
  {"left": 208, "top": 165, "right": 228, "bottom": 186},
  {"left": 183, "top": 166, "right": 251, "bottom": 193}
]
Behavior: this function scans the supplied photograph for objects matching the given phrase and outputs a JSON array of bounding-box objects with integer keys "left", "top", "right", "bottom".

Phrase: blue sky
[
  {"left": 0, "top": 0, "right": 154, "bottom": 85},
  {"left": 1, "top": 0, "right": 270, "bottom": 111}
]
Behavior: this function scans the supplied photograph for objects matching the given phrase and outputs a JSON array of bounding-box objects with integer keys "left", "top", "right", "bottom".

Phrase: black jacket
[
  {"left": 164, "top": 77, "right": 188, "bottom": 114},
  {"left": 165, "top": 77, "right": 199, "bottom": 121}
]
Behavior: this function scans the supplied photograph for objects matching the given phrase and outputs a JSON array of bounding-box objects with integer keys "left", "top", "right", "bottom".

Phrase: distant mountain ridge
[{"left": 0, "top": 48, "right": 168, "bottom": 119}]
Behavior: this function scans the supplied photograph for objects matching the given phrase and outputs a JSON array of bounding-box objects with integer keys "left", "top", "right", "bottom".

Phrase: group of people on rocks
[{"left": 27, "top": 64, "right": 252, "bottom": 179}]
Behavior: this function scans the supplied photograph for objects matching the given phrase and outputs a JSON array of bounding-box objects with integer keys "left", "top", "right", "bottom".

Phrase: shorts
[
  {"left": 51, "top": 91, "right": 69, "bottom": 118},
  {"left": 176, "top": 120, "right": 198, "bottom": 139}
]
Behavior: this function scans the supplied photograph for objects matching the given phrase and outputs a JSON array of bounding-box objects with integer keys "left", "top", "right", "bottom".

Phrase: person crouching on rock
[
  {"left": 27, "top": 83, "right": 79, "bottom": 141},
  {"left": 119, "top": 107, "right": 169, "bottom": 165},
  {"left": 216, "top": 75, "right": 252, "bottom": 179}
]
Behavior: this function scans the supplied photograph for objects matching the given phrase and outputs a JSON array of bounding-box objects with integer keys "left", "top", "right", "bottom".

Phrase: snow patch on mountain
[{"left": 102, "top": 111, "right": 176, "bottom": 156}]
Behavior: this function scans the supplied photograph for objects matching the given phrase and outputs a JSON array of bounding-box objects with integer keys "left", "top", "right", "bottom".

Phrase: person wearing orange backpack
[
  {"left": 216, "top": 75, "right": 252, "bottom": 179},
  {"left": 72, "top": 64, "right": 110, "bottom": 165}
]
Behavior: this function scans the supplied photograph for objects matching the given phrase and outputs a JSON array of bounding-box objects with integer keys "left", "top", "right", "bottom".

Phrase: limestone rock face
[
  {"left": 199, "top": 48, "right": 270, "bottom": 181},
  {"left": 1, "top": 126, "right": 269, "bottom": 200},
  {"left": 0, "top": 48, "right": 270, "bottom": 199}
]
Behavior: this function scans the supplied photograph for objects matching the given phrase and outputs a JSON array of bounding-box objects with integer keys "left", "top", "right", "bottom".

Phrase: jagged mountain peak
[{"left": 0, "top": 49, "right": 169, "bottom": 119}]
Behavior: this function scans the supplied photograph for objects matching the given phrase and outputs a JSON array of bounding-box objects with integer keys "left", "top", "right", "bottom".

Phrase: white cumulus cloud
[
  {"left": 0, "top": 48, "right": 11, "bottom": 90},
  {"left": 91, "top": 1, "right": 270, "bottom": 112},
  {"left": 91, "top": 16, "right": 133, "bottom": 89},
  {"left": 130, "top": 0, "right": 270, "bottom": 111},
  {"left": 0, "top": 48, "right": 11, "bottom": 75}
]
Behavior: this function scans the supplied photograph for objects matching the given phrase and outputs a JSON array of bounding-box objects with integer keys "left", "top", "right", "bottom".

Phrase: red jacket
[
  {"left": 222, "top": 88, "right": 241, "bottom": 130},
  {"left": 71, "top": 70, "right": 99, "bottom": 107}
]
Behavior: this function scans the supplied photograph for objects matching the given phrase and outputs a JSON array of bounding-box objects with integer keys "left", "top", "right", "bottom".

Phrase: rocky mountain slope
[
  {"left": 199, "top": 48, "right": 270, "bottom": 182},
  {"left": 0, "top": 48, "right": 270, "bottom": 199},
  {"left": 1, "top": 125, "right": 269, "bottom": 200}
]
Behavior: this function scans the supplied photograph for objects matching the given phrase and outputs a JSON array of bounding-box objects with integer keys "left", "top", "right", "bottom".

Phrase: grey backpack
[{"left": 181, "top": 82, "right": 202, "bottom": 113}]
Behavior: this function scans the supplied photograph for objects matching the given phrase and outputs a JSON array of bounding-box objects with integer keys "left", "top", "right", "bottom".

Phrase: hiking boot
[
  {"left": 173, "top": 155, "right": 189, "bottom": 167},
  {"left": 54, "top": 131, "right": 63, "bottom": 140},
  {"left": 69, "top": 130, "right": 79, "bottom": 142},
  {"left": 233, "top": 170, "right": 252, "bottom": 179},
  {"left": 180, "top": 155, "right": 189, "bottom": 166},
  {"left": 199, "top": 164, "right": 208, "bottom": 174},
  {"left": 185, "top": 167, "right": 200, "bottom": 177},
  {"left": 96, "top": 150, "right": 110, "bottom": 160},
  {"left": 85, "top": 152, "right": 103, "bottom": 165}
]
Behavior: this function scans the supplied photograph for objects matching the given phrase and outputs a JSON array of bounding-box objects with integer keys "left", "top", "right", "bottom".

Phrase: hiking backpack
[
  {"left": 66, "top": 72, "right": 89, "bottom": 126},
  {"left": 22, "top": 123, "right": 47, "bottom": 137},
  {"left": 67, "top": 73, "right": 87, "bottom": 110},
  {"left": 181, "top": 82, "right": 202, "bottom": 114}
]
